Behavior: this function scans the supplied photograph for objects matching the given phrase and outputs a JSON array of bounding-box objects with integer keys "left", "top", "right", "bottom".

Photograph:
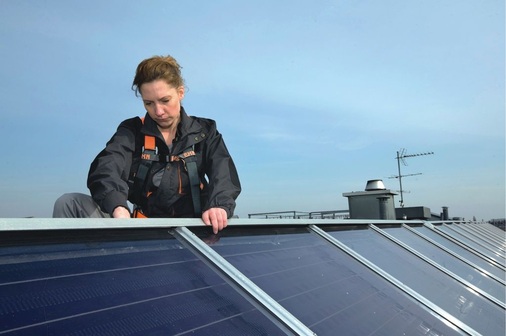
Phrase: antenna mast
[{"left": 394, "top": 148, "right": 434, "bottom": 207}]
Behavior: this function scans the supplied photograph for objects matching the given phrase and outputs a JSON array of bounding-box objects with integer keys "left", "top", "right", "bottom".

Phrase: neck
[{"left": 159, "top": 126, "right": 177, "bottom": 145}]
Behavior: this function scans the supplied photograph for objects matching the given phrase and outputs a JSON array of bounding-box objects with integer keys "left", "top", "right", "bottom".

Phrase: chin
[{"left": 157, "top": 121, "right": 174, "bottom": 129}]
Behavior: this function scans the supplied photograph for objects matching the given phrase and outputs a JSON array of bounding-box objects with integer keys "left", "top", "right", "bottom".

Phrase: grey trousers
[{"left": 52, "top": 193, "right": 112, "bottom": 218}]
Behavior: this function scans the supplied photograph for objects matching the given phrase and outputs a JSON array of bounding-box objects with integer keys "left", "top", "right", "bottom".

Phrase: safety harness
[{"left": 132, "top": 119, "right": 202, "bottom": 218}]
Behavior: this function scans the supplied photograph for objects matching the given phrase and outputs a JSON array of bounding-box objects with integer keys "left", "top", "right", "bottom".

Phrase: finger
[
  {"left": 213, "top": 224, "right": 219, "bottom": 234},
  {"left": 214, "top": 209, "right": 229, "bottom": 233},
  {"left": 219, "top": 211, "right": 228, "bottom": 230},
  {"left": 202, "top": 208, "right": 228, "bottom": 233},
  {"left": 202, "top": 211, "right": 211, "bottom": 226},
  {"left": 221, "top": 210, "right": 228, "bottom": 228},
  {"left": 202, "top": 209, "right": 220, "bottom": 233},
  {"left": 214, "top": 218, "right": 222, "bottom": 234},
  {"left": 216, "top": 209, "right": 228, "bottom": 232}
]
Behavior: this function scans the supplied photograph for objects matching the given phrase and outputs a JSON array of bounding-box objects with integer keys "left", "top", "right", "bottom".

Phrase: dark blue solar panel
[
  {"left": 412, "top": 226, "right": 506, "bottom": 279},
  {"left": 326, "top": 227, "right": 505, "bottom": 336},
  {"left": 455, "top": 224, "right": 505, "bottom": 249},
  {"left": 195, "top": 227, "right": 465, "bottom": 336},
  {"left": 383, "top": 226, "right": 505, "bottom": 303},
  {"left": 449, "top": 224, "right": 505, "bottom": 252},
  {"left": 0, "top": 229, "right": 285, "bottom": 335},
  {"left": 436, "top": 225, "right": 506, "bottom": 265}
]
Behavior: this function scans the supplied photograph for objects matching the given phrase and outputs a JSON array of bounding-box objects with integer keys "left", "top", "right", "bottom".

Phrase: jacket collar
[
  {"left": 141, "top": 107, "right": 203, "bottom": 150},
  {"left": 177, "top": 106, "right": 202, "bottom": 137}
]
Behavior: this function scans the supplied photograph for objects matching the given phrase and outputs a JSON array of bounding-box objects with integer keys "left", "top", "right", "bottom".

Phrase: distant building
[{"left": 489, "top": 218, "right": 506, "bottom": 231}]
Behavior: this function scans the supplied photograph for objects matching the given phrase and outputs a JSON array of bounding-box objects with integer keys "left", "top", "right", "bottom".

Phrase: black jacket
[{"left": 87, "top": 107, "right": 241, "bottom": 218}]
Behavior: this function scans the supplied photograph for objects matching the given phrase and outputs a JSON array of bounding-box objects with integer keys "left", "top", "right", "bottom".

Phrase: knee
[
  {"left": 53, "top": 193, "right": 82, "bottom": 218},
  {"left": 54, "top": 193, "right": 79, "bottom": 206}
]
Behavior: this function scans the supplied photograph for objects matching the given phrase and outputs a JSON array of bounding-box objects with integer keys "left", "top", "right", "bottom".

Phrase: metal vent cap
[{"left": 365, "top": 179, "right": 386, "bottom": 191}]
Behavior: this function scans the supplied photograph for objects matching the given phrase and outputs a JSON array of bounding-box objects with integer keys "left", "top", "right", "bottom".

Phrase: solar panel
[
  {"left": 0, "top": 228, "right": 287, "bottom": 335},
  {"left": 195, "top": 226, "right": 464, "bottom": 335},
  {"left": 447, "top": 224, "right": 506, "bottom": 255},
  {"left": 324, "top": 225, "right": 505, "bottom": 334},
  {"left": 412, "top": 225, "right": 506, "bottom": 279},
  {"left": 383, "top": 226, "right": 505, "bottom": 303},
  {"left": 436, "top": 224, "right": 505, "bottom": 264},
  {"left": 0, "top": 218, "right": 504, "bottom": 335}
]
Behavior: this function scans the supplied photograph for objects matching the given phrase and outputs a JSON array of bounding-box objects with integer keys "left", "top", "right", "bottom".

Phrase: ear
[{"left": 178, "top": 86, "right": 185, "bottom": 100}]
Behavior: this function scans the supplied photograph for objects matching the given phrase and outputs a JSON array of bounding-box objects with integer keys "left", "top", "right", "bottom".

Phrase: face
[{"left": 140, "top": 79, "right": 185, "bottom": 130}]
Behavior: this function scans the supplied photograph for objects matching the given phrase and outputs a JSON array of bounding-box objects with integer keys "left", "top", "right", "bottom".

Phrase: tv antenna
[{"left": 391, "top": 148, "right": 434, "bottom": 208}]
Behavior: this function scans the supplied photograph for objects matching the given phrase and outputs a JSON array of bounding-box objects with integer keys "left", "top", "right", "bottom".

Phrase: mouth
[
  {"left": 156, "top": 117, "right": 171, "bottom": 123},
  {"left": 155, "top": 118, "right": 175, "bottom": 129}
]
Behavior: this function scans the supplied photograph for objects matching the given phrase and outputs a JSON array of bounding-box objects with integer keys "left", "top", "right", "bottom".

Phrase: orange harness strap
[
  {"left": 133, "top": 208, "right": 148, "bottom": 218},
  {"left": 144, "top": 135, "right": 156, "bottom": 151},
  {"left": 141, "top": 117, "right": 156, "bottom": 151}
]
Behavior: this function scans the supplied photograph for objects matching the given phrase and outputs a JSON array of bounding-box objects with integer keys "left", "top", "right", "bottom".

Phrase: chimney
[
  {"left": 442, "top": 206, "right": 449, "bottom": 220},
  {"left": 377, "top": 196, "right": 390, "bottom": 220},
  {"left": 343, "top": 180, "right": 397, "bottom": 220}
]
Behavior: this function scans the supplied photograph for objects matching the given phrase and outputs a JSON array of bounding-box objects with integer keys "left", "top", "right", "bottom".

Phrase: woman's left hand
[{"left": 202, "top": 207, "right": 228, "bottom": 234}]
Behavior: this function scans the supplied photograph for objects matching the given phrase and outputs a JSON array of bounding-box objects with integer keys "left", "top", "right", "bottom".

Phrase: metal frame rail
[
  {"left": 369, "top": 224, "right": 505, "bottom": 309},
  {"left": 454, "top": 223, "right": 506, "bottom": 254},
  {"left": 425, "top": 222, "right": 506, "bottom": 272},
  {"left": 442, "top": 224, "right": 506, "bottom": 259},
  {"left": 171, "top": 227, "right": 316, "bottom": 336},
  {"left": 402, "top": 224, "right": 506, "bottom": 286},
  {"left": 458, "top": 224, "right": 506, "bottom": 252}
]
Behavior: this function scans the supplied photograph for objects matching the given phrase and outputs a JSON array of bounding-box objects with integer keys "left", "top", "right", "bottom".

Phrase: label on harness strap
[{"left": 170, "top": 150, "right": 196, "bottom": 162}]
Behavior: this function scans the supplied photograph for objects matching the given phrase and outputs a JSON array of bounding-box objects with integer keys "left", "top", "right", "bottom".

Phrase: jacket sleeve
[
  {"left": 202, "top": 120, "right": 241, "bottom": 218},
  {"left": 87, "top": 118, "right": 141, "bottom": 215}
]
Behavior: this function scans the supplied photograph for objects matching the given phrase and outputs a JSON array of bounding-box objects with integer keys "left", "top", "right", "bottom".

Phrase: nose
[{"left": 154, "top": 103, "right": 164, "bottom": 116}]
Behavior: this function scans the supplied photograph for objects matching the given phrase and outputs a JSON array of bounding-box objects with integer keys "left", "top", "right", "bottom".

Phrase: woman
[{"left": 53, "top": 55, "right": 241, "bottom": 234}]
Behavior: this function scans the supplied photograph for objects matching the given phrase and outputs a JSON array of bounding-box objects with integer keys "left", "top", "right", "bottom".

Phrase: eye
[{"left": 144, "top": 102, "right": 152, "bottom": 106}]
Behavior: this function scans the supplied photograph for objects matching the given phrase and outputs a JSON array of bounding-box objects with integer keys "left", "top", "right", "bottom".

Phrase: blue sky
[{"left": 0, "top": 0, "right": 504, "bottom": 220}]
